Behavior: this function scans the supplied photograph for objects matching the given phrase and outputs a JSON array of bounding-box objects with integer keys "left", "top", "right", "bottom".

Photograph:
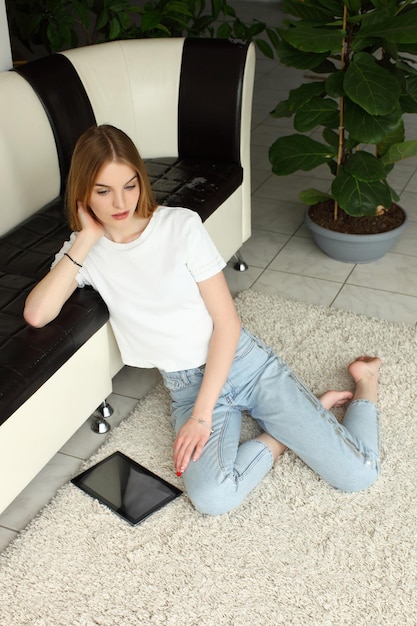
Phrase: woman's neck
[{"left": 104, "top": 214, "right": 151, "bottom": 243}]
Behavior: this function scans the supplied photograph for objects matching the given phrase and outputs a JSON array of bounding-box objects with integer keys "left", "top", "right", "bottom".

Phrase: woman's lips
[{"left": 112, "top": 211, "right": 129, "bottom": 220}]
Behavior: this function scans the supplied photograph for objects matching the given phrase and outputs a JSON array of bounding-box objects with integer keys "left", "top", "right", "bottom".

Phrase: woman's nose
[{"left": 113, "top": 191, "right": 125, "bottom": 209}]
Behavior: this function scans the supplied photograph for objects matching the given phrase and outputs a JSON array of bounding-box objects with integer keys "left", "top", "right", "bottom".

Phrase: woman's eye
[
  {"left": 97, "top": 189, "right": 109, "bottom": 195},
  {"left": 125, "top": 184, "right": 137, "bottom": 191}
]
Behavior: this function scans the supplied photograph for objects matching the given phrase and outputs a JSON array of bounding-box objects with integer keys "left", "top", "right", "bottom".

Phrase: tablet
[{"left": 71, "top": 451, "right": 182, "bottom": 526}]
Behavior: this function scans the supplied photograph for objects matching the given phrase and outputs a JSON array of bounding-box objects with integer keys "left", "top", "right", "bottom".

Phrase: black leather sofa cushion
[{"left": 147, "top": 157, "right": 242, "bottom": 223}]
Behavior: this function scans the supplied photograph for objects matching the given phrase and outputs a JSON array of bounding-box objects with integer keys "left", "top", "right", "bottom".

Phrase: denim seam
[
  {"left": 290, "top": 371, "right": 380, "bottom": 469},
  {"left": 349, "top": 400, "right": 381, "bottom": 465},
  {"left": 216, "top": 410, "right": 273, "bottom": 481},
  {"left": 217, "top": 407, "right": 234, "bottom": 475},
  {"left": 236, "top": 441, "right": 274, "bottom": 482},
  {"left": 322, "top": 407, "right": 380, "bottom": 467}
]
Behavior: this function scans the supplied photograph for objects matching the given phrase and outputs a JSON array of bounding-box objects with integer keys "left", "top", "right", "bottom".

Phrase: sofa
[{"left": 0, "top": 37, "right": 255, "bottom": 514}]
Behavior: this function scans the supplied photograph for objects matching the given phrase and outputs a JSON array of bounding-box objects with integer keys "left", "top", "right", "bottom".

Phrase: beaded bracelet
[
  {"left": 64, "top": 252, "right": 83, "bottom": 268},
  {"left": 190, "top": 416, "right": 214, "bottom": 434}
]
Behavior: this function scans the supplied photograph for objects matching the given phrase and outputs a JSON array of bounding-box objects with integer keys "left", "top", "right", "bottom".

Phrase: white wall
[{"left": 0, "top": 0, "right": 12, "bottom": 70}]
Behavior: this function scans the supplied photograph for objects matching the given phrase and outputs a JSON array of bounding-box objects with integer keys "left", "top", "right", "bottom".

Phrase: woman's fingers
[{"left": 174, "top": 421, "right": 210, "bottom": 475}]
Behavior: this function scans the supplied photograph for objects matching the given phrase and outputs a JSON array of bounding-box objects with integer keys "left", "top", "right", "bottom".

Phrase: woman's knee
[
  {"left": 192, "top": 498, "right": 236, "bottom": 516},
  {"left": 330, "top": 458, "right": 380, "bottom": 493},
  {"left": 184, "top": 478, "right": 241, "bottom": 516}
]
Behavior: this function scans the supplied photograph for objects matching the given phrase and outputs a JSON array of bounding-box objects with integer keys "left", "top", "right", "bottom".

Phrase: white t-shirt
[{"left": 53, "top": 206, "right": 226, "bottom": 371}]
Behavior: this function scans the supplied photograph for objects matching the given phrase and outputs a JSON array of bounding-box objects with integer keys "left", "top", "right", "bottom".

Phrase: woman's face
[{"left": 88, "top": 161, "right": 140, "bottom": 227}]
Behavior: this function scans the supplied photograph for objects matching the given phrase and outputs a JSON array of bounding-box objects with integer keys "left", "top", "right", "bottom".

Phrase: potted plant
[
  {"left": 268, "top": 0, "right": 417, "bottom": 263},
  {"left": 7, "top": 0, "right": 275, "bottom": 60}
]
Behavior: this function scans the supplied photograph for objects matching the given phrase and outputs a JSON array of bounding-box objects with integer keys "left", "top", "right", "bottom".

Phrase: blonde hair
[{"left": 66, "top": 125, "right": 157, "bottom": 231}]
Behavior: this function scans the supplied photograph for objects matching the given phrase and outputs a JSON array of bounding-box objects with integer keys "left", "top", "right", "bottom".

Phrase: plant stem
[{"left": 334, "top": 3, "right": 348, "bottom": 222}]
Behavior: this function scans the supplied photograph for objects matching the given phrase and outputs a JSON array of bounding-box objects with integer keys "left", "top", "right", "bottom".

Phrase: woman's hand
[
  {"left": 173, "top": 418, "right": 212, "bottom": 476},
  {"left": 24, "top": 203, "right": 104, "bottom": 328},
  {"left": 77, "top": 202, "right": 105, "bottom": 242}
]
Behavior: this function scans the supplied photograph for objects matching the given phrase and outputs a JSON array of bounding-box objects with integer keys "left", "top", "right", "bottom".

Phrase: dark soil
[{"left": 308, "top": 201, "right": 406, "bottom": 235}]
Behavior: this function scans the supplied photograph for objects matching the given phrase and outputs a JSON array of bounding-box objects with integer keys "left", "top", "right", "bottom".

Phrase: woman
[{"left": 24, "top": 125, "right": 381, "bottom": 515}]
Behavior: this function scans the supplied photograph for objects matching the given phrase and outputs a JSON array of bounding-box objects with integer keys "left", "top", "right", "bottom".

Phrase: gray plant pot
[{"left": 305, "top": 208, "right": 409, "bottom": 263}]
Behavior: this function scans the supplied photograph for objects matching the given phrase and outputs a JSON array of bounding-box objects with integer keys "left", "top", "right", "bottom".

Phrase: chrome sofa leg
[
  {"left": 233, "top": 251, "right": 248, "bottom": 272},
  {"left": 91, "top": 400, "right": 113, "bottom": 433}
]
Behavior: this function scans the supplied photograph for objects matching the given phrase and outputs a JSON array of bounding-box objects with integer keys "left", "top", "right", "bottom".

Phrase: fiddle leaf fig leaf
[
  {"left": 399, "top": 94, "right": 417, "bottom": 113},
  {"left": 377, "top": 121, "right": 405, "bottom": 156},
  {"left": 332, "top": 169, "right": 392, "bottom": 216},
  {"left": 322, "top": 127, "right": 339, "bottom": 148},
  {"left": 325, "top": 70, "right": 344, "bottom": 97},
  {"left": 287, "top": 82, "right": 326, "bottom": 111},
  {"left": 406, "top": 75, "right": 417, "bottom": 102},
  {"left": 344, "top": 151, "right": 387, "bottom": 182},
  {"left": 276, "top": 38, "right": 330, "bottom": 70},
  {"left": 282, "top": 23, "right": 345, "bottom": 54},
  {"left": 356, "top": 7, "right": 417, "bottom": 44},
  {"left": 380, "top": 139, "right": 417, "bottom": 167},
  {"left": 269, "top": 135, "right": 336, "bottom": 175},
  {"left": 270, "top": 83, "right": 325, "bottom": 118},
  {"left": 217, "top": 22, "right": 232, "bottom": 38},
  {"left": 270, "top": 100, "right": 292, "bottom": 118},
  {"left": 141, "top": 10, "right": 163, "bottom": 31},
  {"left": 254, "top": 38, "right": 274, "bottom": 59},
  {"left": 96, "top": 10, "right": 109, "bottom": 30},
  {"left": 109, "top": 17, "right": 121, "bottom": 38},
  {"left": 344, "top": 99, "right": 402, "bottom": 144},
  {"left": 299, "top": 188, "right": 334, "bottom": 205},
  {"left": 387, "top": 183, "right": 400, "bottom": 202},
  {"left": 344, "top": 52, "right": 400, "bottom": 116},
  {"left": 294, "top": 97, "right": 339, "bottom": 132}
]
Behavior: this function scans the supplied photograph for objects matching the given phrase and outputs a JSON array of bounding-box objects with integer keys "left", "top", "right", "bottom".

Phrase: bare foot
[
  {"left": 348, "top": 356, "right": 382, "bottom": 404},
  {"left": 348, "top": 356, "right": 382, "bottom": 382},
  {"left": 320, "top": 390, "right": 353, "bottom": 410}
]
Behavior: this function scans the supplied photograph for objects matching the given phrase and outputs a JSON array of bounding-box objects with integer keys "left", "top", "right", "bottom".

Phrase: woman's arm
[
  {"left": 173, "top": 270, "right": 241, "bottom": 475},
  {"left": 24, "top": 207, "right": 104, "bottom": 328}
]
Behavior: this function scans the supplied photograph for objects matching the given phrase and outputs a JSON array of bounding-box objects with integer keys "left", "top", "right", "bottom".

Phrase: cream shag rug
[{"left": 1, "top": 291, "right": 417, "bottom": 626}]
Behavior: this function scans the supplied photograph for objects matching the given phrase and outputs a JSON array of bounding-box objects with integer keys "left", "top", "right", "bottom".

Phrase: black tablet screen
[{"left": 71, "top": 451, "right": 182, "bottom": 525}]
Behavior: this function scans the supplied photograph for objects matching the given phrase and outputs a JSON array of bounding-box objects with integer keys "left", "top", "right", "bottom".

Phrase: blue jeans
[{"left": 160, "top": 328, "right": 380, "bottom": 515}]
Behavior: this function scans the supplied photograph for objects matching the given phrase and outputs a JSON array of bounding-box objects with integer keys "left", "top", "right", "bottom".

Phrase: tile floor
[{"left": 1, "top": 1, "right": 416, "bottom": 552}]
